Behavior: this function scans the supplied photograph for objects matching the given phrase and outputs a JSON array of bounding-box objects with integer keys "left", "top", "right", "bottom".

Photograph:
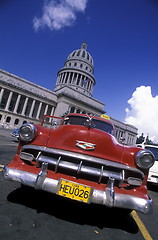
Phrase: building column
[
  {"left": 0, "top": 88, "right": 4, "bottom": 105},
  {"left": 71, "top": 72, "right": 75, "bottom": 84},
  {"left": 29, "top": 99, "right": 36, "bottom": 118},
  {"left": 89, "top": 81, "right": 92, "bottom": 92},
  {"left": 21, "top": 97, "right": 28, "bottom": 115},
  {"left": 82, "top": 76, "right": 86, "bottom": 87},
  {"left": 44, "top": 104, "right": 48, "bottom": 115},
  {"left": 60, "top": 73, "right": 64, "bottom": 83},
  {"left": 78, "top": 74, "right": 82, "bottom": 86},
  {"left": 63, "top": 72, "right": 68, "bottom": 84},
  {"left": 60, "top": 73, "right": 65, "bottom": 83},
  {"left": 56, "top": 76, "right": 60, "bottom": 85},
  {"left": 57, "top": 74, "right": 62, "bottom": 84},
  {"left": 36, "top": 102, "right": 42, "bottom": 119},
  {"left": 91, "top": 83, "right": 94, "bottom": 94},
  {"left": 13, "top": 94, "right": 21, "bottom": 113},
  {"left": 5, "top": 91, "right": 13, "bottom": 111},
  {"left": 67, "top": 72, "right": 71, "bottom": 84},
  {"left": 50, "top": 107, "right": 54, "bottom": 116},
  {"left": 85, "top": 78, "right": 89, "bottom": 90},
  {"left": 75, "top": 73, "right": 79, "bottom": 85}
]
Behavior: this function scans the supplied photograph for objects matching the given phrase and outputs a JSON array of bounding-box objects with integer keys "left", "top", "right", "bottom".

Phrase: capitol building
[{"left": 0, "top": 43, "right": 137, "bottom": 145}]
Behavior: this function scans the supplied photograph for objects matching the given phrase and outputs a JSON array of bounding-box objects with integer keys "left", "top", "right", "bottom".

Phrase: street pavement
[{"left": 0, "top": 128, "right": 157, "bottom": 240}]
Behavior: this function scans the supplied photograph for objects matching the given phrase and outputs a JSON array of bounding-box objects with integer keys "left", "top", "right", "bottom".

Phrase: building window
[
  {"left": 14, "top": 119, "right": 19, "bottom": 125},
  {"left": 76, "top": 109, "right": 81, "bottom": 113},
  {"left": 23, "top": 120, "right": 27, "bottom": 124},
  {"left": 6, "top": 116, "right": 11, "bottom": 123},
  {"left": 70, "top": 107, "right": 75, "bottom": 113},
  {"left": 47, "top": 105, "right": 52, "bottom": 115},
  {"left": 77, "top": 50, "right": 81, "bottom": 56},
  {"left": 73, "top": 73, "right": 77, "bottom": 83},
  {"left": 72, "top": 51, "right": 75, "bottom": 57},
  {"left": 0, "top": 89, "right": 10, "bottom": 109},
  {"left": 76, "top": 74, "right": 81, "bottom": 85}
]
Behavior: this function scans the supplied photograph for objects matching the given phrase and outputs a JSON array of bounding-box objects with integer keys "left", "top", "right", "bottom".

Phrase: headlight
[
  {"left": 135, "top": 149, "right": 155, "bottom": 169},
  {"left": 19, "top": 123, "right": 36, "bottom": 142}
]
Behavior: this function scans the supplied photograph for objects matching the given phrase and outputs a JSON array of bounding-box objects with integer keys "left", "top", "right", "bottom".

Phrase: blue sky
[{"left": 1, "top": 0, "right": 158, "bottom": 138}]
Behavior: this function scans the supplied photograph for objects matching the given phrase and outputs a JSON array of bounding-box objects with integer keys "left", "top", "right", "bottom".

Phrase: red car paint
[{"left": 3, "top": 113, "right": 154, "bottom": 214}]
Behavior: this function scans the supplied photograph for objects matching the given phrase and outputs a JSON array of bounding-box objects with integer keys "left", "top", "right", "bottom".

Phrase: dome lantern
[{"left": 81, "top": 42, "right": 87, "bottom": 50}]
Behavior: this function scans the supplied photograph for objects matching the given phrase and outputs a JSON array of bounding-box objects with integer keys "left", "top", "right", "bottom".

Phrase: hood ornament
[
  {"left": 84, "top": 115, "right": 95, "bottom": 130},
  {"left": 76, "top": 141, "right": 96, "bottom": 151}
]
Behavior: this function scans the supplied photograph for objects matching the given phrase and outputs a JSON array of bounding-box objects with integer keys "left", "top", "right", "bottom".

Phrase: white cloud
[
  {"left": 125, "top": 86, "right": 158, "bottom": 142},
  {"left": 65, "top": 0, "right": 88, "bottom": 11},
  {"left": 33, "top": 0, "right": 88, "bottom": 31}
]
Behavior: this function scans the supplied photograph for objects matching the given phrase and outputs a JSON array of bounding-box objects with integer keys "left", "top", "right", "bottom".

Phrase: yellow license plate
[{"left": 57, "top": 179, "right": 92, "bottom": 203}]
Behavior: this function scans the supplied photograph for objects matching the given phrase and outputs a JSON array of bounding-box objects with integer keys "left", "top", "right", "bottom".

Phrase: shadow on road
[{"left": 7, "top": 185, "right": 138, "bottom": 234}]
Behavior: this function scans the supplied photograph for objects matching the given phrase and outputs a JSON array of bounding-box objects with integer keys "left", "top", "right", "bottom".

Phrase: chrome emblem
[{"left": 76, "top": 141, "right": 96, "bottom": 151}]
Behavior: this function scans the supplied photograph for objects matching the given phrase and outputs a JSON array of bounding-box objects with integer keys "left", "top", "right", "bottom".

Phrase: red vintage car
[{"left": 3, "top": 113, "right": 155, "bottom": 214}]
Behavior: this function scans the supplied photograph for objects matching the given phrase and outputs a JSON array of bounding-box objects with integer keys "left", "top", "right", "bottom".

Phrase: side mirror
[{"left": 52, "top": 121, "right": 58, "bottom": 128}]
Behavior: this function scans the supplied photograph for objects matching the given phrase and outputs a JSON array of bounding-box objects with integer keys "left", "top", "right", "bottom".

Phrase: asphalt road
[{"left": 0, "top": 128, "right": 158, "bottom": 240}]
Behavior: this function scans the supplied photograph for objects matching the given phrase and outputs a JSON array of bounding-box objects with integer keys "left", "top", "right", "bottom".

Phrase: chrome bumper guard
[{"left": 3, "top": 165, "right": 152, "bottom": 214}]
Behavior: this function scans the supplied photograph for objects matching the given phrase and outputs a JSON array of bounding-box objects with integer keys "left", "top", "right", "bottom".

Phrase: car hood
[{"left": 44, "top": 125, "right": 125, "bottom": 164}]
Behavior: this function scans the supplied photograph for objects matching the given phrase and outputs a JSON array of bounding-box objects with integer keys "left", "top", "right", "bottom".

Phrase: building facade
[{"left": 0, "top": 43, "right": 137, "bottom": 145}]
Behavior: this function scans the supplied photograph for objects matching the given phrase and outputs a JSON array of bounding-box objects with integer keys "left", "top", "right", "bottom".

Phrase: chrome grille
[{"left": 20, "top": 145, "right": 144, "bottom": 186}]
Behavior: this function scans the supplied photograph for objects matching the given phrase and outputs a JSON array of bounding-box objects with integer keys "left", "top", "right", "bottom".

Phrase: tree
[{"left": 136, "top": 133, "right": 145, "bottom": 144}]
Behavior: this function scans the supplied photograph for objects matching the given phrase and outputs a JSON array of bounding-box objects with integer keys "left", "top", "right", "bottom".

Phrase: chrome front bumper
[{"left": 3, "top": 165, "right": 152, "bottom": 214}]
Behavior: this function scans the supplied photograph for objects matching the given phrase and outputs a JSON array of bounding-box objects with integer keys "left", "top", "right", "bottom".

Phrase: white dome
[
  {"left": 67, "top": 43, "right": 94, "bottom": 67},
  {"left": 54, "top": 43, "right": 95, "bottom": 97}
]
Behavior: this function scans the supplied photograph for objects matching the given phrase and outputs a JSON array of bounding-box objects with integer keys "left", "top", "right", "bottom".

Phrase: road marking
[{"left": 131, "top": 210, "right": 153, "bottom": 240}]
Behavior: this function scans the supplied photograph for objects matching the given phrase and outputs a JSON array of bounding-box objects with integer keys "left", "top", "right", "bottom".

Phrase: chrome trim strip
[
  {"left": 55, "top": 156, "right": 61, "bottom": 173},
  {"left": 3, "top": 166, "right": 152, "bottom": 214},
  {"left": 37, "top": 155, "right": 123, "bottom": 181},
  {"left": 77, "top": 160, "right": 82, "bottom": 174},
  {"left": 99, "top": 165, "right": 104, "bottom": 183},
  {"left": 22, "top": 145, "right": 144, "bottom": 178}
]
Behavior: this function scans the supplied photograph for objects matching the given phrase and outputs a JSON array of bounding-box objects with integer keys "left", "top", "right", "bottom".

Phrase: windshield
[
  {"left": 145, "top": 146, "right": 158, "bottom": 161},
  {"left": 63, "top": 116, "right": 114, "bottom": 135}
]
